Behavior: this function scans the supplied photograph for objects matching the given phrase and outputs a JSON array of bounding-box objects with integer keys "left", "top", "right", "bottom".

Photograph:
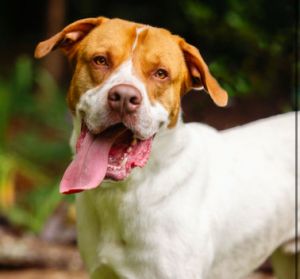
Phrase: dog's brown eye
[
  {"left": 93, "top": 55, "right": 108, "bottom": 66},
  {"left": 154, "top": 69, "right": 168, "bottom": 80}
]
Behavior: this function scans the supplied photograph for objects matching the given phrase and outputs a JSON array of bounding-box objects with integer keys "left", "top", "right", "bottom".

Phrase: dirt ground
[
  {"left": 0, "top": 269, "right": 275, "bottom": 279},
  {"left": 0, "top": 269, "right": 87, "bottom": 279}
]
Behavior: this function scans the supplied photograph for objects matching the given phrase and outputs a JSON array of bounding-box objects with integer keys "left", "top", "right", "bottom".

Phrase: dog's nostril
[
  {"left": 109, "top": 92, "right": 121, "bottom": 102},
  {"left": 130, "top": 96, "right": 140, "bottom": 105}
]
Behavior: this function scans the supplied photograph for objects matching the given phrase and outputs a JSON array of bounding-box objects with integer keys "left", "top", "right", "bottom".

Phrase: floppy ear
[
  {"left": 34, "top": 17, "right": 108, "bottom": 59},
  {"left": 179, "top": 39, "right": 228, "bottom": 107}
]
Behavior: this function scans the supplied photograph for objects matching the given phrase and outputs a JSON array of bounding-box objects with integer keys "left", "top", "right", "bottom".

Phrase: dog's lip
[{"left": 83, "top": 121, "right": 153, "bottom": 141}]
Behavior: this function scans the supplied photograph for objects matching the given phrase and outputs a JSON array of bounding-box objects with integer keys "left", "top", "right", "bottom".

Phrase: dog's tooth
[
  {"left": 132, "top": 137, "right": 137, "bottom": 146},
  {"left": 121, "top": 157, "right": 128, "bottom": 167},
  {"left": 127, "top": 147, "right": 132, "bottom": 153}
]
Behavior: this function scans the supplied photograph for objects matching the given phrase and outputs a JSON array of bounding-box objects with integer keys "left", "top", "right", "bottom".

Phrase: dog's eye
[
  {"left": 93, "top": 55, "right": 108, "bottom": 66},
  {"left": 154, "top": 69, "right": 168, "bottom": 80}
]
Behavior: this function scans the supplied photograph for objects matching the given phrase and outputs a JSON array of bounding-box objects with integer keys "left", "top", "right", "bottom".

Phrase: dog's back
[
  {"left": 212, "top": 112, "right": 297, "bottom": 279},
  {"left": 221, "top": 111, "right": 296, "bottom": 240},
  {"left": 222, "top": 112, "right": 295, "bottom": 188},
  {"left": 222, "top": 112, "right": 295, "bottom": 161}
]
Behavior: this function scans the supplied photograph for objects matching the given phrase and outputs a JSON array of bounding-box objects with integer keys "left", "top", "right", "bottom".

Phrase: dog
[{"left": 35, "top": 17, "right": 297, "bottom": 279}]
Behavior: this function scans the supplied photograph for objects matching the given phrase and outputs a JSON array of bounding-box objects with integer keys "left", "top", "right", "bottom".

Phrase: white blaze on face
[
  {"left": 75, "top": 26, "right": 169, "bottom": 143},
  {"left": 132, "top": 26, "right": 147, "bottom": 51}
]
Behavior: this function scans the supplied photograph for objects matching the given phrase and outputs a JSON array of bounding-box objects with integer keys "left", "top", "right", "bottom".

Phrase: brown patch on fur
[
  {"left": 132, "top": 27, "right": 188, "bottom": 127},
  {"left": 66, "top": 19, "right": 138, "bottom": 112}
]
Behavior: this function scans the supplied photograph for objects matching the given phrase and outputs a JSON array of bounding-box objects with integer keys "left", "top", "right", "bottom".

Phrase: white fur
[
  {"left": 75, "top": 111, "right": 297, "bottom": 279},
  {"left": 132, "top": 27, "right": 147, "bottom": 51}
]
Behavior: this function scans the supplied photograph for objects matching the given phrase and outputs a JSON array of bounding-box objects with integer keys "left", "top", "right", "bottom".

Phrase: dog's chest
[
  {"left": 85, "top": 177, "right": 202, "bottom": 279},
  {"left": 96, "top": 186, "right": 138, "bottom": 238},
  {"left": 92, "top": 183, "right": 157, "bottom": 271}
]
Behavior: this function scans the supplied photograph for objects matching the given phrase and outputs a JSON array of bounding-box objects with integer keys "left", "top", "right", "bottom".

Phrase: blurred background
[{"left": 0, "top": 0, "right": 295, "bottom": 278}]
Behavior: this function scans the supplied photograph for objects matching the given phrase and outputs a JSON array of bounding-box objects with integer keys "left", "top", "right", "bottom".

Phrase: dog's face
[{"left": 35, "top": 17, "right": 227, "bottom": 193}]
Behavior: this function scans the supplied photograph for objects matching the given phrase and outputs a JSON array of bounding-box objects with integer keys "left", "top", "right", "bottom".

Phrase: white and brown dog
[{"left": 35, "top": 17, "right": 297, "bottom": 279}]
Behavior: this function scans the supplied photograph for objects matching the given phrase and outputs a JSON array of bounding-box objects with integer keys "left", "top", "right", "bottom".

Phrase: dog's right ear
[
  {"left": 34, "top": 17, "right": 108, "bottom": 59},
  {"left": 177, "top": 37, "right": 228, "bottom": 107}
]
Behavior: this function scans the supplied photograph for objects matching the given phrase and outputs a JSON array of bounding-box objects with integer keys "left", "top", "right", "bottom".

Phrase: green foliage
[
  {"left": 7, "top": 182, "right": 62, "bottom": 233},
  {"left": 181, "top": 0, "right": 293, "bottom": 100},
  {"left": 0, "top": 56, "right": 72, "bottom": 233}
]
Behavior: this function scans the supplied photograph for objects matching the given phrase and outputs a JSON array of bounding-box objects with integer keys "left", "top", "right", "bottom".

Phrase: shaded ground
[
  {"left": 0, "top": 269, "right": 87, "bottom": 279},
  {"left": 0, "top": 225, "right": 85, "bottom": 278},
  {"left": 0, "top": 270, "right": 274, "bottom": 279}
]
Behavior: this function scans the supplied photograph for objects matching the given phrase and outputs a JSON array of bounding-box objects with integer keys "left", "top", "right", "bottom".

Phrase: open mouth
[{"left": 60, "top": 123, "right": 153, "bottom": 194}]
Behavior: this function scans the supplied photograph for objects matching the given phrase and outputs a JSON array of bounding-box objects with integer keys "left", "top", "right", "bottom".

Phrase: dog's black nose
[{"left": 108, "top": 84, "right": 142, "bottom": 114}]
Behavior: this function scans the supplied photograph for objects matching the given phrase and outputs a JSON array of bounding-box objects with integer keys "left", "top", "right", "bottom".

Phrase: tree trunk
[{"left": 42, "top": 0, "right": 66, "bottom": 83}]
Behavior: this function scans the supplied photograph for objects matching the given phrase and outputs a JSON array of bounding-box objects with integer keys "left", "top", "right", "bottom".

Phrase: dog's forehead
[
  {"left": 134, "top": 27, "right": 184, "bottom": 70},
  {"left": 81, "top": 18, "right": 182, "bottom": 61},
  {"left": 89, "top": 19, "right": 137, "bottom": 43},
  {"left": 79, "top": 19, "right": 135, "bottom": 56}
]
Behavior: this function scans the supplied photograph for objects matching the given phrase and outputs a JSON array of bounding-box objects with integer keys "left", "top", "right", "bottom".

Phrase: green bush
[{"left": 0, "top": 56, "right": 72, "bottom": 233}]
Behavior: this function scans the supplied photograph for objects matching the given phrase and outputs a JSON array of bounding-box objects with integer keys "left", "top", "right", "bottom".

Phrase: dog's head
[{"left": 35, "top": 17, "right": 227, "bottom": 193}]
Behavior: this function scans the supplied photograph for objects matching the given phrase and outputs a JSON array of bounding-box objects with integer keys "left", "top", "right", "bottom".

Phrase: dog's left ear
[
  {"left": 34, "top": 17, "right": 108, "bottom": 59},
  {"left": 178, "top": 39, "right": 228, "bottom": 107}
]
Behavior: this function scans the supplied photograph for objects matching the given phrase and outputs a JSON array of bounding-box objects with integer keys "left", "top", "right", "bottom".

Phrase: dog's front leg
[
  {"left": 271, "top": 245, "right": 300, "bottom": 279},
  {"left": 91, "top": 265, "right": 119, "bottom": 279}
]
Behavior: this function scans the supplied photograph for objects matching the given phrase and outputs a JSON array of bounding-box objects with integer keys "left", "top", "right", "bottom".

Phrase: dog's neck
[{"left": 150, "top": 115, "right": 186, "bottom": 163}]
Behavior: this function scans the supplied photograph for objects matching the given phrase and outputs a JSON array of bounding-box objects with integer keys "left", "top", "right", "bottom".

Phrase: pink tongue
[{"left": 60, "top": 131, "right": 116, "bottom": 194}]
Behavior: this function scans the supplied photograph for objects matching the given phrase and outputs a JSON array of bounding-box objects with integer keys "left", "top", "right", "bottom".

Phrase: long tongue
[{"left": 60, "top": 129, "right": 121, "bottom": 194}]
